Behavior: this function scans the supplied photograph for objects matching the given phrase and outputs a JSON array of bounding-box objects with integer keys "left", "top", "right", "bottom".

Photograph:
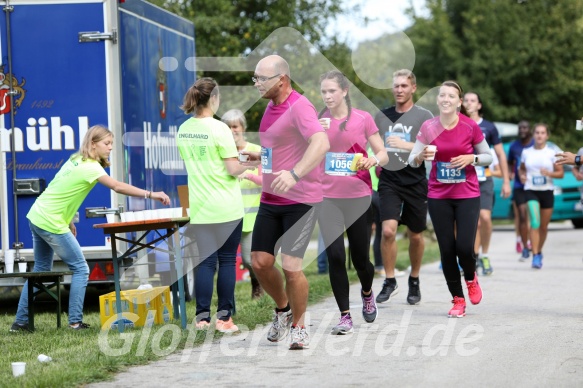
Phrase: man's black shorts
[
  {"left": 512, "top": 187, "right": 527, "bottom": 206},
  {"left": 378, "top": 179, "right": 427, "bottom": 233},
  {"left": 251, "top": 202, "right": 320, "bottom": 258}
]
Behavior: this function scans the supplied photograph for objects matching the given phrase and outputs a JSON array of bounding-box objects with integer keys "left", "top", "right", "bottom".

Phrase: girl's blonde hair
[{"left": 74, "top": 124, "right": 113, "bottom": 168}]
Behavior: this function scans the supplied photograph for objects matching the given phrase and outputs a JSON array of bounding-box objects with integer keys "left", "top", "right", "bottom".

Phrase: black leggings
[
  {"left": 428, "top": 197, "right": 480, "bottom": 299},
  {"left": 319, "top": 197, "right": 374, "bottom": 312}
]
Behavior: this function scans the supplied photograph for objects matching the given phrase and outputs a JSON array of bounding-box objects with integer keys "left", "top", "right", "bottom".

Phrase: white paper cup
[
  {"left": 320, "top": 118, "right": 331, "bottom": 130},
  {"left": 172, "top": 207, "right": 183, "bottom": 218},
  {"left": 133, "top": 211, "right": 145, "bottom": 221},
  {"left": 186, "top": 208, "right": 191, "bottom": 217},
  {"left": 238, "top": 153, "right": 249, "bottom": 162},
  {"left": 106, "top": 214, "right": 116, "bottom": 223},
  {"left": 38, "top": 354, "right": 52, "bottom": 363},
  {"left": 4, "top": 249, "right": 14, "bottom": 274},
  {"left": 576, "top": 120, "right": 582, "bottom": 131},
  {"left": 124, "top": 212, "right": 136, "bottom": 222},
  {"left": 18, "top": 262, "right": 27, "bottom": 273},
  {"left": 426, "top": 145, "right": 437, "bottom": 161},
  {"left": 143, "top": 210, "right": 154, "bottom": 220},
  {"left": 11, "top": 362, "right": 25, "bottom": 377}
]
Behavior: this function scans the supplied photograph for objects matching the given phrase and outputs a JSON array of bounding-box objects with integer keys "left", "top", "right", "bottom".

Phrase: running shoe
[
  {"left": 195, "top": 320, "right": 210, "bottom": 330},
  {"left": 331, "top": 314, "right": 353, "bottom": 335},
  {"left": 395, "top": 269, "right": 406, "bottom": 278},
  {"left": 532, "top": 253, "right": 543, "bottom": 269},
  {"left": 361, "top": 290, "right": 378, "bottom": 322},
  {"left": 407, "top": 277, "right": 421, "bottom": 305},
  {"left": 69, "top": 322, "right": 90, "bottom": 330},
  {"left": 376, "top": 279, "right": 398, "bottom": 303},
  {"left": 480, "top": 256, "right": 493, "bottom": 276},
  {"left": 515, "top": 241, "right": 523, "bottom": 254},
  {"left": 9, "top": 322, "right": 31, "bottom": 333},
  {"left": 289, "top": 326, "right": 309, "bottom": 350},
  {"left": 465, "top": 273, "right": 483, "bottom": 305},
  {"left": 448, "top": 296, "right": 466, "bottom": 318},
  {"left": 216, "top": 317, "right": 239, "bottom": 333},
  {"left": 519, "top": 248, "right": 530, "bottom": 262},
  {"left": 267, "top": 309, "right": 293, "bottom": 342}
]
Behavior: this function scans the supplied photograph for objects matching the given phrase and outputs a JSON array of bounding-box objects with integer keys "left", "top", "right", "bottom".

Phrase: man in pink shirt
[{"left": 243, "top": 55, "right": 329, "bottom": 350}]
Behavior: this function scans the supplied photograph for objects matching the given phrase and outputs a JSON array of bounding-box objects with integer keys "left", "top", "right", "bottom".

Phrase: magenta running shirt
[
  {"left": 321, "top": 108, "right": 376, "bottom": 198},
  {"left": 259, "top": 90, "right": 325, "bottom": 205},
  {"left": 417, "top": 113, "right": 484, "bottom": 199}
]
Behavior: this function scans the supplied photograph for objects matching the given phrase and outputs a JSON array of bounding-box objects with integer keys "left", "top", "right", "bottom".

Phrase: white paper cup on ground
[
  {"left": 576, "top": 120, "right": 582, "bottom": 131},
  {"left": 11, "top": 362, "right": 25, "bottom": 377},
  {"left": 4, "top": 249, "right": 14, "bottom": 274},
  {"left": 38, "top": 354, "right": 52, "bottom": 363},
  {"left": 426, "top": 145, "right": 437, "bottom": 161},
  {"left": 18, "top": 262, "right": 27, "bottom": 273}
]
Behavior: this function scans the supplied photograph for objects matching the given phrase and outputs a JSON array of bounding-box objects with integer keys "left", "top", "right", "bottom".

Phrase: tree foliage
[
  {"left": 406, "top": 0, "right": 583, "bottom": 148},
  {"left": 149, "top": 0, "right": 355, "bottom": 131}
]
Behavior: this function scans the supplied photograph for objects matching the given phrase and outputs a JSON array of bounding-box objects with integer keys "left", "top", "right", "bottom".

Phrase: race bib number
[
  {"left": 475, "top": 166, "right": 487, "bottom": 182},
  {"left": 532, "top": 175, "right": 547, "bottom": 186},
  {"left": 325, "top": 152, "right": 359, "bottom": 176},
  {"left": 385, "top": 131, "right": 410, "bottom": 153},
  {"left": 261, "top": 147, "right": 272, "bottom": 174},
  {"left": 436, "top": 162, "right": 466, "bottom": 183}
]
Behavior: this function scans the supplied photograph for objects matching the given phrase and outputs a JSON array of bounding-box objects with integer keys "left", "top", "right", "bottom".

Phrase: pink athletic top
[
  {"left": 417, "top": 113, "right": 484, "bottom": 199},
  {"left": 259, "top": 90, "right": 325, "bottom": 205},
  {"left": 321, "top": 108, "right": 376, "bottom": 198}
]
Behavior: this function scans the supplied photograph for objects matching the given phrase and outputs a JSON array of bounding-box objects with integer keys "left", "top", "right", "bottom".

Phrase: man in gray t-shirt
[{"left": 373, "top": 69, "right": 433, "bottom": 306}]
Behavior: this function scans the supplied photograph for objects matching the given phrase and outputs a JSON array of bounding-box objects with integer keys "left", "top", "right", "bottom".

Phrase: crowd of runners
[
  {"left": 14, "top": 51, "right": 580, "bottom": 349},
  {"left": 176, "top": 54, "right": 583, "bottom": 350}
]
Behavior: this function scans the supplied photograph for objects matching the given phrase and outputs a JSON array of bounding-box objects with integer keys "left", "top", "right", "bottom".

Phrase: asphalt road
[{"left": 90, "top": 222, "right": 583, "bottom": 387}]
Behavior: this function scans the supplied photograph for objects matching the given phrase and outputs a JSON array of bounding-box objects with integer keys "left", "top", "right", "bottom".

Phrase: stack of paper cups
[{"left": 4, "top": 250, "right": 14, "bottom": 273}]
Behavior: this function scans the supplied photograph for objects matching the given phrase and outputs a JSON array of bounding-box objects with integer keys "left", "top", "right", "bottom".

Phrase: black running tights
[
  {"left": 428, "top": 197, "right": 480, "bottom": 298},
  {"left": 319, "top": 197, "right": 375, "bottom": 312}
]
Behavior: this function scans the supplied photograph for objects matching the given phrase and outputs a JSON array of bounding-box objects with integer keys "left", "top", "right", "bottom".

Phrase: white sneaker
[
  {"left": 289, "top": 326, "right": 309, "bottom": 349},
  {"left": 267, "top": 309, "right": 293, "bottom": 342}
]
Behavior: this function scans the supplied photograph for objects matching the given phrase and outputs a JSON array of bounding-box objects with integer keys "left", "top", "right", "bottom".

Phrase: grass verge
[{"left": 0, "top": 233, "right": 438, "bottom": 387}]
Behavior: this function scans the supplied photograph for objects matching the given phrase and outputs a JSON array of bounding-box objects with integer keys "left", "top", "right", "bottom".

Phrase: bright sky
[{"left": 328, "top": 0, "right": 428, "bottom": 48}]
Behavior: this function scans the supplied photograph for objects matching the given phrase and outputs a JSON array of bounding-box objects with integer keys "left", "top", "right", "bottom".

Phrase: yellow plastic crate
[
  {"left": 99, "top": 289, "right": 157, "bottom": 329},
  {"left": 151, "top": 286, "right": 173, "bottom": 324}
]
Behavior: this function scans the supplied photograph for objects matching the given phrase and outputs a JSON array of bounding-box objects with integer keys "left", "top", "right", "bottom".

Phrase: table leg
[
  {"left": 111, "top": 235, "right": 124, "bottom": 333},
  {"left": 57, "top": 277, "right": 62, "bottom": 328},
  {"left": 28, "top": 279, "right": 35, "bottom": 332},
  {"left": 169, "top": 226, "right": 187, "bottom": 329}
]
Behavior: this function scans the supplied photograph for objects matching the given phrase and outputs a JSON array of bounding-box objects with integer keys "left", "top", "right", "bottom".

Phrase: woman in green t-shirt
[
  {"left": 177, "top": 78, "right": 250, "bottom": 333},
  {"left": 11, "top": 125, "right": 170, "bottom": 332}
]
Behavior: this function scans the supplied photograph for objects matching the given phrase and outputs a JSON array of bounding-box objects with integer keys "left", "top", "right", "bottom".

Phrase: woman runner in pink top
[
  {"left": 317, "top": 70, "right": 388, "bottom": 334},
  {"left": 408, "top": 81, "right": 492, "bottom": 318}
]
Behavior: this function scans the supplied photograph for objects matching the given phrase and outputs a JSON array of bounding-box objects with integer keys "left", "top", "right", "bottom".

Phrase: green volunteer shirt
[
  {"left": 177, "top": 117, "right": 244, "bottom": 224},
  {"left": 27, "top": 155, "right": 107, "bottom": 234}
]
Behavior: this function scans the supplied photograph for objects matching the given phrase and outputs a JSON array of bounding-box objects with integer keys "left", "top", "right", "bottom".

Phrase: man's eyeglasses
[{"left": 252, "top": 74, "right": 280, "bottom": 83}]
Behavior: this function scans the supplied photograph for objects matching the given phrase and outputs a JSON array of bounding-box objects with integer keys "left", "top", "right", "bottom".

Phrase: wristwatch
[
  {"left": 575, "top": 155, "right": 582, "bottom": 167},
  {"left": 472, "top": 155, "right": 479, "bottom": 166}
]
